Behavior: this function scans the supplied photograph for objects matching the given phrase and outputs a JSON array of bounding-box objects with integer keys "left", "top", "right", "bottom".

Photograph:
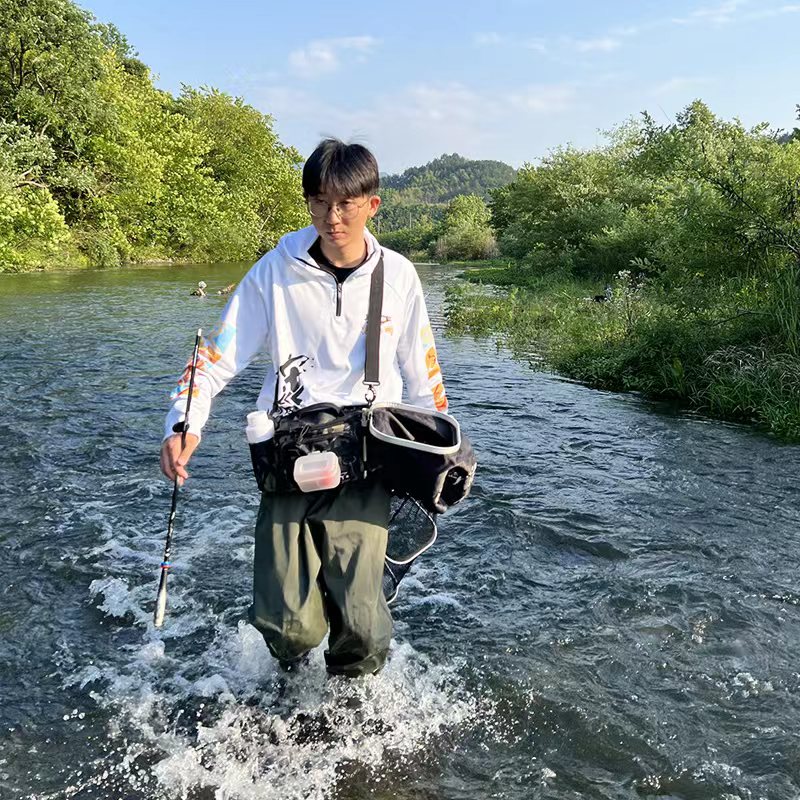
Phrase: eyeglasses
[{"left": 307, "top": 196, "right": 370, "bottom": 222}]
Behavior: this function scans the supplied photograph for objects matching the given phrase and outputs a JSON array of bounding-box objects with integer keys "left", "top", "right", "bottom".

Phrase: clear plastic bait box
[{"left": 293, "top": 451, "right": 342, "bottom": 492}]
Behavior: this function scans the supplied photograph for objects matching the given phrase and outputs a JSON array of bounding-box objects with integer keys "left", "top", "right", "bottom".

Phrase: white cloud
[
  {"left": 523, "top": 37, "right": 548, "bottom": 53},
  {"left": 473, "top": 31, "right": 621, "bottom": 56},
  {"left": 251, "top": 79, "right": 579, "bottom": 170},
  {"left": 506, "top": 84, "right": 576, "bottom": 113},
  {"left": 473, "top": 31, "right": 547, "bottom": 52},
  {"left": 288, "top": 36, "right": 379, "bottom": 79},
  {"left": 671, "top": 0, "right": 800, "bottom": 25},
  {"left": 571, "top": 36, "right": 621, "bottom": 53},
  {"left": 387, "top": 83, "right": 488, "bottom": 128},
  {"left": 474, "top": 31, "right": 505, "bottom": 46},
  {"left": 673, "top": 0, "right": 750, "bottom": 25},
  {"left": 745, "top": 2, "right": 800, "bottom": 19},
  {"left": 652, "top": 76, "right": 713, "bottom": 96},
  {"left": 227, "top": 67, "right": 280, "bottom": 85},
  {"left": 472, "top": 0, "right": 791, "bottom": 68},
  {"left": 250, "top": 85, "right": 319, "bottom": 116},
  {"left": 383, "top": 81, "right": 576, "bottom": 130},
  {"left": 610, "top": 24, "right": 642, "bottom": 37}
]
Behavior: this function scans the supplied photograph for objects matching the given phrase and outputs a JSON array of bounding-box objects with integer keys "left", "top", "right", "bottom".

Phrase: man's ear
[{"left": 368, "top": 195, "right": 381, "bottom": 218}]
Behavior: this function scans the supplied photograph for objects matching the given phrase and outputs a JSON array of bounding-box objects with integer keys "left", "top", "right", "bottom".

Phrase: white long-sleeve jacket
[{"left": 165, "top": 226, "right": 448, "bottom": 440}]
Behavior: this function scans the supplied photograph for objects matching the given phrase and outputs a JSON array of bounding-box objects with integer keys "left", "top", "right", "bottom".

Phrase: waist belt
[{"left": 249, "top": 401, "right": 475, "bottom": 514}]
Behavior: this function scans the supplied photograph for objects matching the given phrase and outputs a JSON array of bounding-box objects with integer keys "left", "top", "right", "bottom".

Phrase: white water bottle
[{"left": 246, "top": 410, "right": 274, "bottom": 444}]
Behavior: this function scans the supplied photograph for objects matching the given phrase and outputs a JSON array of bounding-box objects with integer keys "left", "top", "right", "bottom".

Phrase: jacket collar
[{"left": 279, "top": 226, "right": 381, "bottom": 277}]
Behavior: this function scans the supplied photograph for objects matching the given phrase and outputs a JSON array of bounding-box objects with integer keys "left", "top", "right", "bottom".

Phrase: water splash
[{"left": 53, "top": 597, "right": 481, "bottom": 800}]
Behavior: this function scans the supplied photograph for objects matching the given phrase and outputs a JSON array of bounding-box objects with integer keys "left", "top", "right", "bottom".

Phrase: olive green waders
[{"left": 248, "top": 481, "right": 392, "bottom": 677}]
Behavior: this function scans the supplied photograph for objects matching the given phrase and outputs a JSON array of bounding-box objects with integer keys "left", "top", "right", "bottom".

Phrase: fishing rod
[{"left": 154, "top": 328, "right": 202, "bottom": 628}]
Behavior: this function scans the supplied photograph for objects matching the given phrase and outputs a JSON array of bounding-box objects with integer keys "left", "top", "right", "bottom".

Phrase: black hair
[{"left": 302, "top": 138, "right": 380, "bottom": 199}]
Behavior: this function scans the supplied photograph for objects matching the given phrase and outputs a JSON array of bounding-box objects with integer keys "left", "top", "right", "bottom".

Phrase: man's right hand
[{"left": 160, "top": 433, "right": 200, "bottom": 485}]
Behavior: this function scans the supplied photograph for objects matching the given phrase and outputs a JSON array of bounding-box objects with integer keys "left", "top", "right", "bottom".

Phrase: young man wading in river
[{"left": 160, "top": 139, "right": 449, "bottom": 677}]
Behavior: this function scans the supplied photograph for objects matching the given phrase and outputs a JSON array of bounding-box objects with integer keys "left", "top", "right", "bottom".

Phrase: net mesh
[{"left": 382, "top": 495, "right": 437, "bottom": 604}]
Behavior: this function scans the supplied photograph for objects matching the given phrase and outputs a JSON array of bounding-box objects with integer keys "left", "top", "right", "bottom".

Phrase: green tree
[
  {"left": 433, "top": 193, "right": 496, "bottom": 261},
  {"left": 441, "top": 193, "right": 491, "bottom": 230},
  {"left": 0, "top": 0, "right": 109, "bottom": 221},
  {"left": 0, "top": 121, "right": 69, "bottom": 270},
  {"left": 0, "top": 0, "right": 309, "bottom": 268},
  {"left": 177, "top": 87, "right": 307, "bottom": 257},
  {"left": 78, "top": 50, "right": 223, "bottom": 264}
]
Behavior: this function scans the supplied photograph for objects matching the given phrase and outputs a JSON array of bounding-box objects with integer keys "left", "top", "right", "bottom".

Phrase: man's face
[{"left": 308, "top": 192, "right": 381, "bottom": 251}]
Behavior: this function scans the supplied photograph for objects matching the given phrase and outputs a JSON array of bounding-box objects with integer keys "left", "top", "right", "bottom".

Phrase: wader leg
[
  {"left": 313, "top": 482, "right": 393, "bottom": 677},
  {"left": 249, "top": 491, "right": 328, "bottom": 663}
]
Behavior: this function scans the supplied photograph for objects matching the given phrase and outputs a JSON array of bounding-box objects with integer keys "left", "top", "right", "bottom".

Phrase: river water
[{"left": 1, "top": 262, "right": 799, "bottom": 800}]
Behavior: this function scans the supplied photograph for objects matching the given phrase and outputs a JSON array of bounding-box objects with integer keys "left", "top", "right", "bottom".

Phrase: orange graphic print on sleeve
[
  {"left": 170, "top": 323, "right": 236, "bottom": 400},
  {"left": 171, "top": 361, "right": 201, "bottom": 399},
  {"left": 425, "top": 346, "right": 441, "bottom": 379},
  {"left": 433, "top": 382, "right": 448, "bottom": 412}
]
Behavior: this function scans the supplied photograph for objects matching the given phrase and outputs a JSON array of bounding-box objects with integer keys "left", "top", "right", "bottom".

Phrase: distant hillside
[
  {"left": 381, "top": 153, "right": 516, "bottom": 203},
  {"left": 376, "top": 153, "right": 515, "bottom": 233}
]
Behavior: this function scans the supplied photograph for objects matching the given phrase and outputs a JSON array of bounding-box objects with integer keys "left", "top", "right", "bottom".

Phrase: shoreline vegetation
[
  {"left": 443, "top": 100, "right": 800, "bottom": 440},
  {"left": 0, "top": 0, "right": 309, "bottom": 273},
  {"left": 447, "top": 268, "right": 800, "bottom": 440}
]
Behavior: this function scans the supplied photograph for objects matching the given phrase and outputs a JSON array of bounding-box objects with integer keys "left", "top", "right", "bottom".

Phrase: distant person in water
[
  {"left": 217, "top": 283, "right": 236, "bottom": 296},
  {"left": 190, "top": 281, "right": 207, "bottom": 297}
]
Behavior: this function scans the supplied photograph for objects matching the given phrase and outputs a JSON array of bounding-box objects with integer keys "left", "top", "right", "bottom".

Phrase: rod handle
[{"left": 153, "top": 566, "right": 169, "bottom": 628}]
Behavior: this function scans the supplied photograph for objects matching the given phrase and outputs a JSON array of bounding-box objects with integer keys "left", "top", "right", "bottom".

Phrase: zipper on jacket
[
  {"left": 296, "top": 256, "right": 360, "bottom": 318},
  {"left": 312, "top": 264, "right": 351, "bottom": 317},
  {"left": 316, "top": 265, "right": 344, "bottom": 316}
]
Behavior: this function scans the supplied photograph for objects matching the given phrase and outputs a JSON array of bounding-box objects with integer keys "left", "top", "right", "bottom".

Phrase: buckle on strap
[{"left": 364, "top": 382, "right": 378, "bottom": 406}]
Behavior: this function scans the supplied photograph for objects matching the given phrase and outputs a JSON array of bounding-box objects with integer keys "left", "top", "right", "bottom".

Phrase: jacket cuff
[{"left": 163, "top": 414, "right": 203, "bottom": 442}]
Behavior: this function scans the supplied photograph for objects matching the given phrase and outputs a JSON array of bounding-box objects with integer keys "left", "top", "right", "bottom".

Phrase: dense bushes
[
  {"left": 448, "top": 102, "right": 800, "bottom": 438},
  {"left": 378, "top": 223, "right": 437, "bottom": 261},
  {"left": 489, "top": 102, "right": 800, "bottom": 292},
  {"left": 434, "top": 226, "right": 496, "bottom": 261}
]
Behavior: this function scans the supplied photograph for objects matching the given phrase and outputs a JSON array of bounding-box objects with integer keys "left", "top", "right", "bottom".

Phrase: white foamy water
[
  {"left": 57, "top": 618, "right": 480, "bottom": 800},
  {"left": 50, "top": 498, "right": 485, "bottom": 800}
]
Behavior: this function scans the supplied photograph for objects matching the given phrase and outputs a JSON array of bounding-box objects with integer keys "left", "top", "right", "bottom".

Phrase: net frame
[{"left": 382, "top": 494, "right": 438, "bottom": 604}]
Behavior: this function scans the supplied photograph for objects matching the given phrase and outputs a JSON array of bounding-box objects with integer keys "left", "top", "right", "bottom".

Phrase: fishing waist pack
[
  {"left": 249, "top": 401, "right": 476, "bottom": 515},
  {"left": 249, "top": 403, "right": 369, "bottom": 495}
]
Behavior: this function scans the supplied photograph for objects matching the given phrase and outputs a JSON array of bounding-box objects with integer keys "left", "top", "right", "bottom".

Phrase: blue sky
[{"left": 79, "top": 0, "right": 799, "bottom": 173}]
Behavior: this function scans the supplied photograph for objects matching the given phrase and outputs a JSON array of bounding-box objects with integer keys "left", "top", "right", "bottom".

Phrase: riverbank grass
[{"left": 446, "top": 267, "right": 800, "bottom": 440}]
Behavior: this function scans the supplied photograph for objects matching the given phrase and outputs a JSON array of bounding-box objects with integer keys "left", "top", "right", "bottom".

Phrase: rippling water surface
[{"left": 1, "top": 263, "right": 800, "bottom": 800}]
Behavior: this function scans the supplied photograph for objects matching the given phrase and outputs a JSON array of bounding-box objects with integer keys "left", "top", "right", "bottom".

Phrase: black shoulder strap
[{"left": 364, "top": 254, "right": 384, "bottom": 387}]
